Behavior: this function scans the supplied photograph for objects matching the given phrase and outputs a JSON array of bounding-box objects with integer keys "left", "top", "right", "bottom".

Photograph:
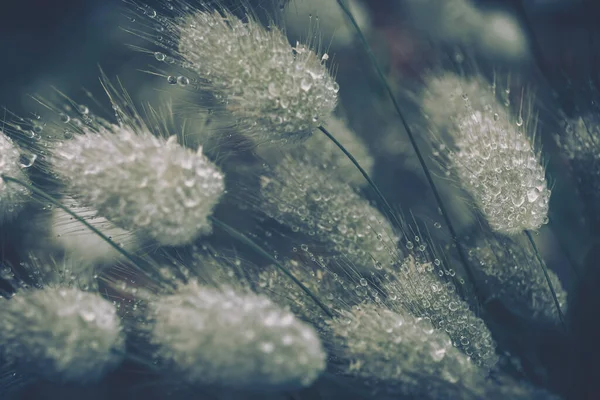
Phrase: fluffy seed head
[
  {"left": 0, "top": 287, "right": 125, "bottom": 382},
  {"left": 52, "top": 125, "right": 225, "bottom": 246},
  {"left": 177, "top": 9, "right": 338, "bottom": 143},
  {"left": 453, "top": 110, "right": 549, "bottom": 234},
  {"left": 329, "top": 304, "right": 485, "bottom": 398},
  {"left": 259, "top": 152, "right": 398, "bottom": 272},
  {"left": 423, "top": 74, "right": 550, "bottom": 234},
  {"left": 467, "top": 235, "right": 567, "bottom": 323},
  {"left": 149, "top": 282, "right": 326, "bottom": 389},
  {"left": 0, "top": 132, "right": 30, "bottom": 221}
]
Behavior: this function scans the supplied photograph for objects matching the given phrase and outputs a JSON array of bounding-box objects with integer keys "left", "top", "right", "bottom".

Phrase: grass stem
[
  {"left": 525, "top": 229, "right": 567, "bottom": 330},
  {"left": 210, "top": 216, "right": 334, "bottom": 318},
  {"left": 335, "top": 0, "right": 480, "bottom": 303}
]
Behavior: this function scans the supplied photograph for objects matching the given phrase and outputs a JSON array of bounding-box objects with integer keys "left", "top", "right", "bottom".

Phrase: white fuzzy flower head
[
  {"left": 453, "top": 110, "right": 550, "bottom": 234},
  {"left": 259, "top": 152, "right": 399, "bottom": 273},
  {"left": 52, "top": 125, "right": 225, "bottom": 246},
  {"left": 0, "top": 132, "right": 30, "bottom": 221},
  {"left": 423, "top": 74, "right": 550, "bottom": 234},
  {"left": 330, "top": 304, "right": 485, "bottom": 398},
  {"left": 177, "top": 9, "right": 338, "bottom": 143},
  {"left": 404, "top": 0, "right": 527, "bottom": 60},
  {"left": 150, "top": 282, "right": 326, "bottom": 389},
  {"left": 0, "top": 287, "right": 125, "bottom": 382}
]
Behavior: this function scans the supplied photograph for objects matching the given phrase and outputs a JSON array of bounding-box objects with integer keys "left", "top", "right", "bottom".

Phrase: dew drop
[
  {"left": 19, "top": 154, "right": 37, "bottom": 168},
  {"left": 300, "top": 77, "right": 313, "bottom": 92},
  {"left": 516, "top": 116, "right": 523, "bottom": 127},
  {"left": 59, "top": 113, "right": 70, "bottom": 123},
  {"left": 527, "top": 188, "right": 540, "bottom": 202},
  {"left": 78, "top": 105, "right": 89, "bottom": 115},
  {"left": 177, "top": 76, "right": 190, "bottom": 87}
]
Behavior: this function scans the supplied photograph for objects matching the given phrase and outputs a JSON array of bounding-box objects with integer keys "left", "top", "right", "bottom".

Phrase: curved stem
[
  {"left": 2, "top": 175, "right": 139, "bottom": 265},
  {"left": 335, "top": 0, "right": 480, "bottom": 302},
  {"left": 524, "top": 229, "right": 567, "bottom": 330},
  {"left": 209, "top": 216, "right": 334, "bottom": 318},
  {"left": 0, "top": 175, "right": 161, "bottom": 283},
  {"left": 317, "top": 125, "right": 402, "bottom": 228}
]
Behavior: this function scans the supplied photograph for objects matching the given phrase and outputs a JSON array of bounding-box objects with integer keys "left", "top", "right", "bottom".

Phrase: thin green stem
[
  {"left": 548, "top": 215, "right": 580, "bottom": 279},
  {"left": 317, "top": 125, "right": 403, "bottom": 229},
  {"left": 209, "top": 216, "right": 334, "bottom": 318},
  {"left": 0, "top": 175, "right": 163, "bottom": 284},
  {"left": 335, "top": 0, "right": 480, "bottom": 302},
  {"left": 524, "top": 229, "right": 567, "bottom": 330},
  {"left": 2, "top": 175, "right": 140, "bottom": 266}
]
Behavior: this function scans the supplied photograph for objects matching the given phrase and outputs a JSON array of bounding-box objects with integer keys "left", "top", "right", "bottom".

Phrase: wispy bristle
[{"left": 0, "top": 132, "right": 31, "bottom": 221}]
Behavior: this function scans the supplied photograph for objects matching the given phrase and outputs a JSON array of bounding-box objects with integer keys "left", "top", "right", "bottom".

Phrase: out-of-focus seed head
[
  {"left": 422, "top": 74, "right": 497, "bottom": 129},
  {"left": 258, "top": 152, "right": 398, "bottom": 272},
  {"left": 177, "top": 9, "right": 339, "bottom": 144},
  {"left": 149, "top": 282, "right": 326, "bottom": 389},
  {"left": 0, "top": 132, "right": 30, "bottom": 221},
  {"left": 329, "top": 304, "right": 486, "bottom": 398},
  {"left": 404, "top": 0, "right": 527, "bottom": 60},
  {"left": 467, "top": 235, "right": 567, "bottom": 324},
  {"left": 556, "top": 115, "right": 600, "bottom": 227},
  {"left": 0, "top": 287, "right": 125, "bottom": 382},
  {"left": 51, "top": 125, "right": 225, "bottom": 246}
]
